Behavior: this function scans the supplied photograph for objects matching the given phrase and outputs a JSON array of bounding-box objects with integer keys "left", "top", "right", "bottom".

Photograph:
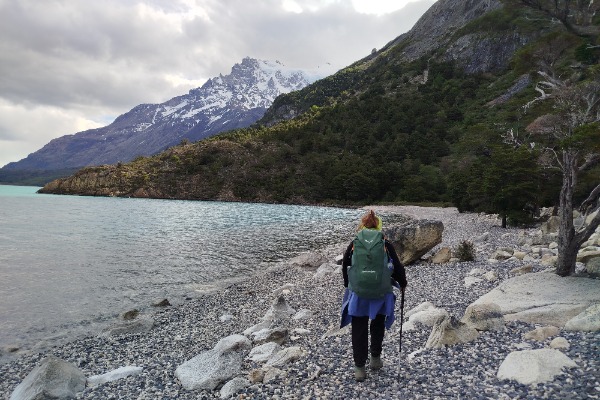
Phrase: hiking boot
[
  {"left": 370, "top": 356, "right": 383, "bottom": 370},
  {"left": 354, "top": 366, "right": 366, "bottom": 382}
]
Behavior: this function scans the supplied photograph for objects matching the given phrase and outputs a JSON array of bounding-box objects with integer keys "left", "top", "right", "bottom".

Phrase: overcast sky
[{"left": 0, "top": 0, "right": 436, "bottom": 168}]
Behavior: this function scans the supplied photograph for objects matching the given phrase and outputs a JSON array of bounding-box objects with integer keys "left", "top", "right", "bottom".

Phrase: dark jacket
[{"left": 342, "top": 239, "right": 407, "bottom": 289}]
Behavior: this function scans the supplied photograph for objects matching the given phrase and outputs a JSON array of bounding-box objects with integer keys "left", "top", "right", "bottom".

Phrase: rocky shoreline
[{"left": 2, "top": 206, "right": 599, "bottom": 399}]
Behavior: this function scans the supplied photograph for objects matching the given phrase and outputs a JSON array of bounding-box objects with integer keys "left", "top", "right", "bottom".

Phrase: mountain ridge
[{"left": 2, "top": 57, "right": 327, "bottom": 174}]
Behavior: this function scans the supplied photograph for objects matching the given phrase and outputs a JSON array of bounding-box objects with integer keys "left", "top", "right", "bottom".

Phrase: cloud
[{"left": 0, "top": 0, "right": 436, "bottom": 168}]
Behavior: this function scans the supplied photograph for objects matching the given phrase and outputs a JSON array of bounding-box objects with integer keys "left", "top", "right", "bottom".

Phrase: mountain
[
  {"left": 38, "top": 0, "right": 600, "bottom": 209},
  {"left": 2, "top": 58, "right": 328, "bottom": 176}
]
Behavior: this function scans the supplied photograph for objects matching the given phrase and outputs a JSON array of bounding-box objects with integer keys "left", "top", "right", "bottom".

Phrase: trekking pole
[{"left": 398, "top": 287, "right": 405, "bottom": 384}]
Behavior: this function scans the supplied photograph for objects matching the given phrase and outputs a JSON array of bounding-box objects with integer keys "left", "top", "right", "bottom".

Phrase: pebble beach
[{"left": 1, "top": 206, "right": 599, "bottom": 399}]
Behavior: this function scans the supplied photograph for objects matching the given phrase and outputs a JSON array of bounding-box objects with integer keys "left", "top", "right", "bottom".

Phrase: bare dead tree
[{"left": 524, "top": 76, "right": 600, "bottom": 276}]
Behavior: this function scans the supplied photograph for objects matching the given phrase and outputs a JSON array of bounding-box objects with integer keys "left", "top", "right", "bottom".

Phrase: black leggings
[{"left": 351, "top": 314, "right": 386, "bottom": 367}]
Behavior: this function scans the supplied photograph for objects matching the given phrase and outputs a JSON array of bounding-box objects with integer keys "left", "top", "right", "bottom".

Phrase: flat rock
[
  {"left": 497, "top": 348, "right": 577, "bottom": 385},
  {"left": 471, "top": 272, "right": 600, "bottom": 328},
  {"left": 87, "top": 366, "right": 143, "bottom": 387}
]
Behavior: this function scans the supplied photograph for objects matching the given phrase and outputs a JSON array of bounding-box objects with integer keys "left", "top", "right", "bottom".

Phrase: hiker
[{"left": 340, "top": 210, "right": 407, "bottom": 382}]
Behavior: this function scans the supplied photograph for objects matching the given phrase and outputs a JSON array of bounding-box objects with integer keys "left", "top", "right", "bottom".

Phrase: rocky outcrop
[
  {"left": 10, "top": 356, "right": 86, "bottom": 400},
  {"left": 470, "top": 271, "right": 600, "bottom": 328}
]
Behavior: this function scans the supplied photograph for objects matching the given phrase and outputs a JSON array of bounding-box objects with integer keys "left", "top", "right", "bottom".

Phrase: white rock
[
  {"left": 220, "top": 377, "right": 250, "bottom": 399},
  {"left": 406, "top": 301, "right": 436, "bottom": 317},
  {"left": 265, "top": 346, "right": 305, "bottom": 367},
  {"left": 243, "top": 320, "right": 271, "bottom": 336},
  {"left": 321, "top": 325, "right": 350, "bottom": 339},
  {"left": 292, "top": 328, "right": 311, "bottom": 335},
  {"left": 549, "top": 337, "right": 570, "bottom": 350},
  {"left": 219, "top": 314, "right": 233, "bottom": 322},
  {"left": 292, "top": 309, "right": 313, "bottom": 320},
  {"left": 483, "top": 271, "right": 498, "bottom": 282},
  {"left": 407, "top": 348, "right": 425, "bottom": 362},
  {"left": 175, "top": 335, "right": 251, "bottom": 391},
  {"left": 497, "top": 348, "right": 577, "bottom": 385},
  {"left": 247, "top": 342, "right": 281, "bottom": 363},
  {"left": 404, "top": 302, "right": 449, "bottom": 329},
  {"left": 564, "top": 303, "right": 600, "bottom": 332},
  {"left": 87, "top": 366, "right": 143, "bottom": 387}
]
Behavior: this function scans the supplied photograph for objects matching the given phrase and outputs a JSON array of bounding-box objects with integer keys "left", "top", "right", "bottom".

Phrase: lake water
[{"left": 0, "top": 185, "right": 361, "bottom": 352}]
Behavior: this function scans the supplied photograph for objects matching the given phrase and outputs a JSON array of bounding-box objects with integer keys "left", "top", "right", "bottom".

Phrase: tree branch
[
  {"left": 579, "top": 154, "right": 600, "bottom": 172},
  {"left": 580, "top": 183, "right": 600, "bottom": 213},
  {"left": 575, "top": 205, "right": 600, "bottom": 245}
]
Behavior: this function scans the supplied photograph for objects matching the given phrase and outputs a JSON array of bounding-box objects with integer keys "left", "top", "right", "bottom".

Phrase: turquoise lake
[{"left": 0, "top": 185, "right": 361, "bottom": 352}]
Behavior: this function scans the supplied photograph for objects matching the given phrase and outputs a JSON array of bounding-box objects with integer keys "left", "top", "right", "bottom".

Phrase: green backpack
[{"left": 349, "top": 229, "right": 392, "bottom": 299}]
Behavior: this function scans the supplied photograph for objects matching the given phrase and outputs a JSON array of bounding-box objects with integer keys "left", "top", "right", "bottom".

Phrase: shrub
[{"left": 455, "top": 240, "right": 475, "bottom": 262}]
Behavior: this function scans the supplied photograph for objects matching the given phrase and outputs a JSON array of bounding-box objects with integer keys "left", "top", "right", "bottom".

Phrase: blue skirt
[{"left": 340, "top": 288, "right": 396, "bottom": 330}]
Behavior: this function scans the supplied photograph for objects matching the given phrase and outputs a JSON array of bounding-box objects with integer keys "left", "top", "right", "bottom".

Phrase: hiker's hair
[{"left": 359, "top": 210, "right": 379, "bottom": 230}]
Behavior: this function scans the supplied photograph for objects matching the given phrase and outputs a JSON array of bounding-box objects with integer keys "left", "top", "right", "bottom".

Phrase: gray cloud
[{"left": 0, "top": 0, "right": 436, "bottom": 167}]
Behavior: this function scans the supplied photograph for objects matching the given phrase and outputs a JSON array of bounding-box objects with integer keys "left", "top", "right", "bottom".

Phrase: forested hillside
[{"left": 40, "top": 0, "right": 600, "bottom": 225}]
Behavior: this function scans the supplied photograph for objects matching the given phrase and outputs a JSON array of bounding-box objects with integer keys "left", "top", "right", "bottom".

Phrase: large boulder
[
  {"left": 384, "top": 220, "right": 444, "bottom": 264},
  {"left": 175, "top": 334, "right": 252, "bottom": 391},
  {"left": 10, "top": 356, "right": 86, "bottom": 400},
  {"left": 497, "top": 348, "right": 577, "bottom": 385},
  {"left": 470, "top": 272, "right": 600, "bottom": 327}
]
